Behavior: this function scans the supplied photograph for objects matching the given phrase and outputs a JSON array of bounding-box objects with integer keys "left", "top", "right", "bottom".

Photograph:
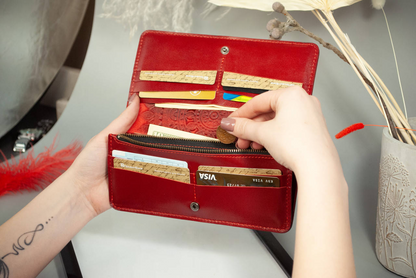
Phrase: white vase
[{"left": 376, "top": 118, "right": 416, "bottom": 277}]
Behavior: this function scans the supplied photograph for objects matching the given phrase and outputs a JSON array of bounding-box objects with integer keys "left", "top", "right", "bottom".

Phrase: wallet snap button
[
  {"left": 190, "top": 202, "right": 200, "bottom": 212},
  {"left": 221, "top": 46, "right": 229, "bottom": 55}
]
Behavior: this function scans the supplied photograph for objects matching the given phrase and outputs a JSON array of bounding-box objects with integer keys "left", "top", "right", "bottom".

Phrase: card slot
[
  {"left": 108, "top": 137, "right": 290, "bottom": 176},
  {"left": 133, "top": 84, "right": 242, "bottom": 109},
  {"left": 109, "top": 166, "right": 292, "bottom": 232},
  {"left": 109, "top": 166, "right": 195, "bottom": 216},
  {"left": 108, "top": 154, "right": 289, "bottom": 189}
]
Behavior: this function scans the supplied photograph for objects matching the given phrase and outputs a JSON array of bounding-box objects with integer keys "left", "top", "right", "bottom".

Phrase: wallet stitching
[
  {"left": 109, "top": 136, "right": 114, "bottom": 205},
  {"left": 144, "top": 30, "right": 315, "bottom": 47},
  {"left": 112, "top": 205, "right": 289, "bottom": 233},
  {"left": 216, "top": 56, "right": 225, "bottom": 93},
  {"left": 306, "top": 46, "right": 319, "bottom": 95},
  {"left": 129, "top": 32, "right": 146, "bottom": 100},
  {"left": 285, "top": 171, "right": 291, "bottom": 229}
]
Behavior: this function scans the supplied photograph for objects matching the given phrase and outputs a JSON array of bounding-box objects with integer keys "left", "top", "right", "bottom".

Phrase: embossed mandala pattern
[{"left": 136, "top": 104, "right": 231, "bottom": 138}]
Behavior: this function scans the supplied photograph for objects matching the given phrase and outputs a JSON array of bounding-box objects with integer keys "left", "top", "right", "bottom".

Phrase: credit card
[
  {"left": 139, "top": 70, "right": 217, "bottom": 85},
  {"left": 112, "top": 150, "right": 188, "bottom": 168},
  {"left": 196, "top": 170, "right": 280, "bottom": 187},
  {"left": 198, "top": 166, "right": 282, "bottom": 176},
  {"left": 114, "top": 158, "right": 190, "bottom": 183},
  {"left": 139, "top": 90, "right": 216, "bottom": 100},
  {"left": 223, "top": 92, "right": 252, "bottom": 103}
]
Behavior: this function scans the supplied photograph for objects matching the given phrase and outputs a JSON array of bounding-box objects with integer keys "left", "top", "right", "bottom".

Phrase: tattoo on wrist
[{"left": 0, "top": 217, "right": 53, "bottom": 278}]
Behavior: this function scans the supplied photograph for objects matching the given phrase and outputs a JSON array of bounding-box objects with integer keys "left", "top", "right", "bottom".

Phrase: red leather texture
[
  {"left": 109, "top": 31, "right": 319, "bottom": 232},
  {"left": 134, "top": 103, "right": 232, "bottom": 138},
  {"left": 108, "top": 134, "right": 293, "bottom": 232}
]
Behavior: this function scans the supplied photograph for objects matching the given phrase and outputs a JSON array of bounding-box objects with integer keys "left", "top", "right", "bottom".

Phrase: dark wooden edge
[
  {"left": 60, "top": 241, "right": 83, "bottom": 278},
  {"left": 254, "top": 230, "right": 293, "bottom": 277}
]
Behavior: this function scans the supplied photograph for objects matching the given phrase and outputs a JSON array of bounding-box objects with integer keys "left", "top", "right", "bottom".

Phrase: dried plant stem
[
  {"left": 282, "top": 10, "right": 382, "bottom": 112},
  {"left": 364, "top": 60, "right": 406, "bottom": 121},
  {"left": 318, "top": 10, "right": 414, "bottom": 145},
  {"left": 320, "top": 10, "right": 408, "bottom": 142},
  {"left": 311, "top": 10, "right": 386, "bottom": 115},
  {"left": 270, "top": 5, "right": 415, "bottom": 144},
  {"left": 365, "top": 60, "right": 416, "bottom": 143},
  {"left": 382, "top": 8, "right": 407, "bottom": 120}
]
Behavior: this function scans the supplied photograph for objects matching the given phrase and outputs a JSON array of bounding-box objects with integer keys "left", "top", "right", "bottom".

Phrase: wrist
[
  {"left": 292, "top": 150, "right": 346, "bottom": 186},
  {"left": 54, "top": 170, "right": 98, "bottom": 222}
]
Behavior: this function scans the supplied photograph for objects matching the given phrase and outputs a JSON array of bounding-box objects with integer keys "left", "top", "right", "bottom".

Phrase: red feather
[
  {"left": 335, "top": 123, "right": 365, "bottom": 139},
  {"left": 0, "top": 138, "right": 82, "bottom": 197}
]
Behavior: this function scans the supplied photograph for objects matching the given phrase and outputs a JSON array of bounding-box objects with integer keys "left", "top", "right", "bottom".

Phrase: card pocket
[
  {"left": 108, "top": 134, "right": 294, "bottom": 232},
  {"left": 109, "top": 164, "right": 292, "bottom": 232}
]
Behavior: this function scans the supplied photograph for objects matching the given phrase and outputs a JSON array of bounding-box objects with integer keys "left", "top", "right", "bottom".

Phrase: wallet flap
[{"left": 127, "top": 30, "right": 319, "bottom": 135}]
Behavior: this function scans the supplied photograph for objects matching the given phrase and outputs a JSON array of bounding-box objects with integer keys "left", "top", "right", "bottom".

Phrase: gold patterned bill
[
  {"left": 139, "top": 70, "right": 217, "bottom": 85},
  {"left": 147, "top": 124, "right": 219, "bottom": 141},
  {"left": 222, "top": 72, "right": 302, "bottom": 93}
]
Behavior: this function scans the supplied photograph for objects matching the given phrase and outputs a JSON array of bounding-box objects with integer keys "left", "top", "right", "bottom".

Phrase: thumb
[
  {"left": 101, "top": 94, "right": 140, "bottom": 136},
  {"left": 220, "top": 117, "right": 263, "bottom": 144}
]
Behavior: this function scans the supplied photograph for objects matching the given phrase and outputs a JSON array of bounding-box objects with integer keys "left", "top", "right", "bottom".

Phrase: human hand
[
  {"left": 220, "top": 86, "right": 339, "bottom": 172},
  {"left": 65, "top": 95, "right": 140, "bottom": 216}
]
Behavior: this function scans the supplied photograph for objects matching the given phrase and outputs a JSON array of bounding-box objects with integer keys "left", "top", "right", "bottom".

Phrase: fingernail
[
  {"left": 128, "top": 94, "right": 138, "bottom": 106},
  {"left": 249, "top": 142, "right": 254, "bottom": 149},
  {"left": 220, "top": 118, "right": 236, "bottom": 132},
  {"left": 235, "top": 141, "right": 240, "bottom": 149}
]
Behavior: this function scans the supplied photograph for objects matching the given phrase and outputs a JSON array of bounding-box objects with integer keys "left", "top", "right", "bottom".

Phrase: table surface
[{"left": 1, "top": 0, "right": 416, "bottom": 277}]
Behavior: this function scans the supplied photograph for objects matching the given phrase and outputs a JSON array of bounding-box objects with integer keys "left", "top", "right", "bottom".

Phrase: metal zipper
[{"left": 117, "top": 134, "right": 269, "bottom": 154}]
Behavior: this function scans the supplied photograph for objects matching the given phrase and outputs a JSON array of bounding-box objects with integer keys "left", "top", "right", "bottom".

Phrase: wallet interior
[{"left": 108, "top": 30, "right": 319, "bottom": 232}]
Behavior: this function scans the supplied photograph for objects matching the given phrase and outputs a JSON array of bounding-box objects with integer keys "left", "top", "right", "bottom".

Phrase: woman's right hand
[{"left": 220, "top": 86, "right": 339, "bottom": 173}]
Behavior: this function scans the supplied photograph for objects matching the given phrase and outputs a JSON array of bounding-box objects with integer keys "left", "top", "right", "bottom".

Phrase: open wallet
[{"left": 108, "top": 30, "right": 319, "bottom": 233}]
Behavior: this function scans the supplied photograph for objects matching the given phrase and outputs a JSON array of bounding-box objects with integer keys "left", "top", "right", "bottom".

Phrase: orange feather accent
[{"left": 335, "top": 123, "right": 365, "bottom": 139}]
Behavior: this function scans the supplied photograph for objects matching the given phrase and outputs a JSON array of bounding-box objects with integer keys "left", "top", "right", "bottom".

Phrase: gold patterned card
[
  {"left": 222, "top": 72, "right": 302, "bottom": 91},
  {"left": 114, "top": 158, "right": 190, "bottom": 183},
  {"left": 198, "top": 166, "right": 282, "bottom": 176},
  {"left": 139, "top": 70, "right": 217, "bottom": 85}
]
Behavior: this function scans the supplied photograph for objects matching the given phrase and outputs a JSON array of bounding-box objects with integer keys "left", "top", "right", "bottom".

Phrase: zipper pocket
[{"left": 117, "top": 134, "right": 270, "bottom": 155}]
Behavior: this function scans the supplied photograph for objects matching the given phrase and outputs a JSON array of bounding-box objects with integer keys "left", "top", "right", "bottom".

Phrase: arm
[
  {"left": 0, "top": 95, "right": 140, "bottom": 278},
  {"left": 222, "top": 86, "right": 356, "bottom": 278}
]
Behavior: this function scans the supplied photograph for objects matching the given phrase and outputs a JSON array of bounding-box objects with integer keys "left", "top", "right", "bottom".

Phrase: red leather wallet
[{"left": 108, "top": 30, "right": 319, "bottom": 233}]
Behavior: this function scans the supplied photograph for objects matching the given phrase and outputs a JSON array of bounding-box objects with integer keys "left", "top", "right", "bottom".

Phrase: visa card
[{"left": 196, "top": 170, "right": 279, "bottom": 187}]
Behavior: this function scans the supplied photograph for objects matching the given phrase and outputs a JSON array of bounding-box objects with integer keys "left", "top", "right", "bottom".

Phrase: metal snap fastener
[
  {"left": 190, "top": 202, "right": 200, "bottom": 212},
  {"left": 221, "top": 46, "right": 229, "bottom": 55}
]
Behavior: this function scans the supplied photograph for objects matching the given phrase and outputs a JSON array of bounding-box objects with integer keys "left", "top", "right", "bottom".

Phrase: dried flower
[
  {"left": 266, "top": 18, "right": 280, "bottom": 31},
  {"left": 272, "top": 2, "right": 285, "bottom": 12},
  {"left": 372, "top": 0, "right": 386, "bottom": 10},
  {"left": 270, "top": 28, "right": 283, "bottom": 39}
]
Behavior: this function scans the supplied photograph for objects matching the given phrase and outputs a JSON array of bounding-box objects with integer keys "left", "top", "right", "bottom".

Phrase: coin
[{"left": 216, "top": 126, "right": 237, "bottom": 144}]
